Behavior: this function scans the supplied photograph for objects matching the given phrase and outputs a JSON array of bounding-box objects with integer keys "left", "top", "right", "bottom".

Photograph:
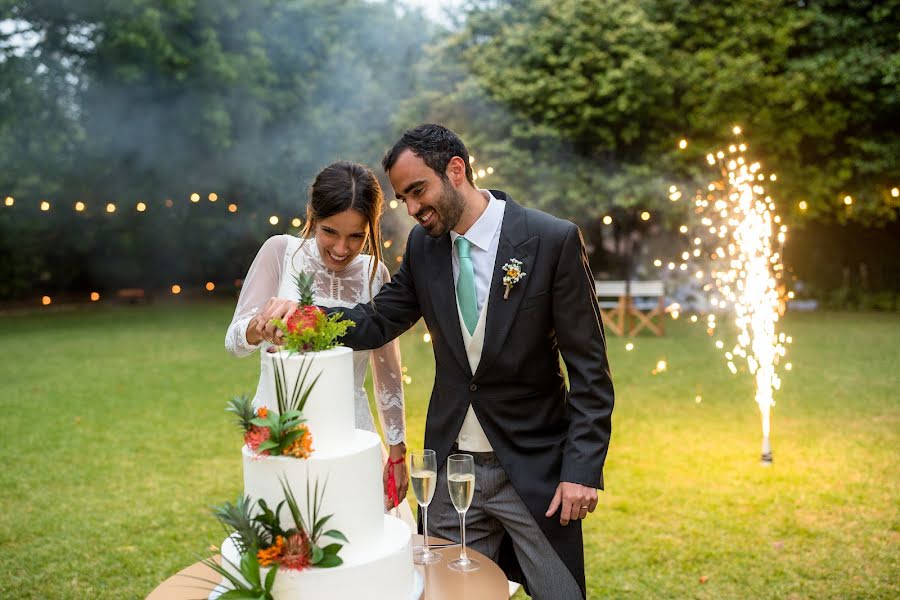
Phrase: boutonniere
[{"left": 502, "top": 258, "right": 526, "bottom": 299}]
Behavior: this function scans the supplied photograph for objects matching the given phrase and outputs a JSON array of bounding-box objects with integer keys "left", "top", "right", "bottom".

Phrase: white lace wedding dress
[{"left": 225, "top": 234, "right": 413, "bottom": 524}]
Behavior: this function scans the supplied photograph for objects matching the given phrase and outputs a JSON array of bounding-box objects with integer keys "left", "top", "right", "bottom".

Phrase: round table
[{"left": 146, "top": 535, "right": 509, "bottom": 600}]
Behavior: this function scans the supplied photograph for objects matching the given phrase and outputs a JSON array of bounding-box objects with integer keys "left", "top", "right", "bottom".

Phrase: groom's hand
[{"left": 545, "top": 482, "right": 598, "bottom": 526}]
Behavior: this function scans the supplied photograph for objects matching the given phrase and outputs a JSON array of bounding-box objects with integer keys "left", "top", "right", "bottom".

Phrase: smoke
[{"left": 0, "top": 1, "right": 436, "bottom": 296}]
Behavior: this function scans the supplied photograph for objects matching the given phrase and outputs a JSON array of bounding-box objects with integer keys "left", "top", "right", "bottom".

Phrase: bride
[{"left": 225, "top": 161, "right": 411, "bottom": 522}]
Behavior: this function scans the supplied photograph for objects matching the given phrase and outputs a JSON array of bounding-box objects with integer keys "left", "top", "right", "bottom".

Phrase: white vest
[{"left": 455, "top": 289, "right": 494, "bottom": 452}]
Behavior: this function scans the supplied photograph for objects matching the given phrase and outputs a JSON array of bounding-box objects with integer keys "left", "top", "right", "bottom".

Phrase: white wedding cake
[{"left": 215, "top": 346, "right": 417, "bottom": 599}]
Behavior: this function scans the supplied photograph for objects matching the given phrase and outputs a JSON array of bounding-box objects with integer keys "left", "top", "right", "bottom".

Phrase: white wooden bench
[{"left": 595, "top": 280, "right": 666, "bottom": 336}]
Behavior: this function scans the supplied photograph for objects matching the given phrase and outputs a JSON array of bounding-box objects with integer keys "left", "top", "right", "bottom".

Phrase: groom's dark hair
[{"left": 382, "top": 124, "right": 475, "bottom": 186}]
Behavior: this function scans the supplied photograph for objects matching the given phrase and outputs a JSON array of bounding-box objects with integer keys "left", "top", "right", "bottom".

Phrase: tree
[{"left": 399, "top": 0, "right": 899, "bottom": 226}]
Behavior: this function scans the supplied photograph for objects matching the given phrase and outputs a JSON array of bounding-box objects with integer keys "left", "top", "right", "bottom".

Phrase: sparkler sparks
[{"left": 667, "top": 132, "right": 792, "bottom": 463}]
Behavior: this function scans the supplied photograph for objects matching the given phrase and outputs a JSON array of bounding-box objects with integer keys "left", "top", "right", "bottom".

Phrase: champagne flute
[
  {"left": 410, "top": 449, "right": 440, "bottom": 565},
  {"left": 447, "top": 453, "right": 480, "bottom": 571}
]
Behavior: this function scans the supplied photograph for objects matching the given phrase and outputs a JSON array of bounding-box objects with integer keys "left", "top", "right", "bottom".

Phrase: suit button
[{"left": 469, "top": 384, "right": 478, "bottom": 392}]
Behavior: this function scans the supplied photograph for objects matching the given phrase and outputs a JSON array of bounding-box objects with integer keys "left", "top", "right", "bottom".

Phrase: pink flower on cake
[
  {"left": 281, "top": 531, "right": 312, "bottom": 571},
  {"left": 244, "top": 425, "right": 271, "bottom": 453}
]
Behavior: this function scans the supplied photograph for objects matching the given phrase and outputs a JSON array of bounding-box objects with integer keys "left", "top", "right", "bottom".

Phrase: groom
[{"left": 331, "top": 124, "right": 614, "bottom": 599}]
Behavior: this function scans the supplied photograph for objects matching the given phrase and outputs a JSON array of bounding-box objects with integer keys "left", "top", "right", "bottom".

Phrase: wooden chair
[{"left": 594, "top": 280, "right": 666, "bottom": 336}]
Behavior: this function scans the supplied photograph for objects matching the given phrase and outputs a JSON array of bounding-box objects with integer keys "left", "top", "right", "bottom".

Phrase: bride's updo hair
[{"left": 301, "top": 161, "right": 384, "bottom": 286}]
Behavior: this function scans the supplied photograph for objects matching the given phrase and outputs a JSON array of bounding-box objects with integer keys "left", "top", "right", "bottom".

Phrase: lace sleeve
[
  {"left": 369, "top": 262, "right": 406, "bottom": 445},
  {"left": 225, "top": 235, "right": 289, "bottom": 357}
]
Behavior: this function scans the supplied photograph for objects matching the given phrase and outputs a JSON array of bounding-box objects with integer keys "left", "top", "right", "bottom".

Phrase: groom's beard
[{"left": 418, "top": 180, "right": 464, "bottom": 238}]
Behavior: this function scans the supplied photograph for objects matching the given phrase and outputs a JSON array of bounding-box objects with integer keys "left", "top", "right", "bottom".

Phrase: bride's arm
[
  {"left": 370, "top": 338, "right": 406, "bottom": 447},
  {"left": 370, "top": 264, "right": 408, "bottom": 506},
  {"left": 225, "top": 235, "right": 288, "bottom": 357}
]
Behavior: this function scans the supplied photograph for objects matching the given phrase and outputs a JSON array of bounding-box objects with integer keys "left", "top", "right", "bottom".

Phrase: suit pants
[{"left": 427, "top": 450, "right": 584, "bottom": 600}]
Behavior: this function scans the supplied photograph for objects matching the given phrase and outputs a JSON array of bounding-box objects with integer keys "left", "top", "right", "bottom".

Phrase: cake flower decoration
[{"left": 501, "top": 258, "right": 526, "bottom": 299}]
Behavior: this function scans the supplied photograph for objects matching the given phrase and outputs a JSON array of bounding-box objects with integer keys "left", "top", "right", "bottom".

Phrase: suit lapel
[
  {"left": 426, "top": 233, "right": 473, "bottom": 377},
  {"left": 475, "top": 196, "right": 538, "bottom": 380}
]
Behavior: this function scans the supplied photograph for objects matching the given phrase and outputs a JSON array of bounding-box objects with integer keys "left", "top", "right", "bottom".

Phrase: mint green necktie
[{"left": 455, "top": 236, "right": 478, "bottom": 335}]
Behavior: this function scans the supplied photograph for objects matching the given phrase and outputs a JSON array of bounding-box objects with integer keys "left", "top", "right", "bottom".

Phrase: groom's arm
[
  {"left": 327, "top": 229, "right": 422, "bottom": 350},
  {"left": 552, "top": 223, "right": 614, "bottom": 489}
]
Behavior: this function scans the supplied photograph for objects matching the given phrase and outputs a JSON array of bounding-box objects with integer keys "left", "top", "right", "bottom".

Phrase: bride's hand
[
  {"left": 384, "top": 443, "right": 408, "bottom": 510},
  {"left": 249, "top": 297, "right": 299, "bottom": 345}
]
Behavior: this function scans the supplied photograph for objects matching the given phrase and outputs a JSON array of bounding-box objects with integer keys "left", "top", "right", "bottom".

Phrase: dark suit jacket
[{"left": 332, "top": 192, "right": 614, "bottom": 596}]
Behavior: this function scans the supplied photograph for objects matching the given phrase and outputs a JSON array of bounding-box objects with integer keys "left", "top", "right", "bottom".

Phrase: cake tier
[
  {"left": 243, "top": 429, "right": 384, "bottom": 549},
  {"left": 255, "top": 346, "right": 354, "bottom": 455},
  {"left": 218, "top": 515, "right": 415, "bottom": 600}
]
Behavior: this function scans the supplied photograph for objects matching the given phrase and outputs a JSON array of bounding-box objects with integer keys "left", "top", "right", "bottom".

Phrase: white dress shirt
[{"left": 450, "top": 191, "right": 505, "bottom": 314}]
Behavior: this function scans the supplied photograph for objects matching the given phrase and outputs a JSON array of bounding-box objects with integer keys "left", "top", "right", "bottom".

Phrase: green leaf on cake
[
  {"left": 313, "top": 514, "right": 333, "bottom": 532},
  {"left": 218, "top": 591, "right": 266, "bottom": 600},
  {"left": 264, "top": 565, "right": 278, "bottom": 591},
  {"left": 321, "top": 543, "right": 343, "bottom": 555},
  {"left": 311, "top": 544, "right": 325, "bottom": 564},
  {"left": 321, "top": 530, "right": 349, "bottom": 544},
  {"left": 241, "top": 551, "right": 262, "bottom": 587},
  {"left": 315, "top": 553, "right": 343, "bottom": 568}
]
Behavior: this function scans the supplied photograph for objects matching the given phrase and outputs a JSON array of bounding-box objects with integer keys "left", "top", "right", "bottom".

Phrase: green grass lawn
[{"left": 0, "top": 302, "right": 897, "bottom": 599}]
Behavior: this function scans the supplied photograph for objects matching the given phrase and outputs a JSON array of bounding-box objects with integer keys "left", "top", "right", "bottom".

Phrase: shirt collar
[{"left": 451, "top": 190, "right": 504, "bottom": 252}]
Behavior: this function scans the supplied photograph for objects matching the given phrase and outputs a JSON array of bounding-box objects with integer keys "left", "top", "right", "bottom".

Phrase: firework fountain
[{"left": 667, "top": 128, "right": 792, "bottom": 464}]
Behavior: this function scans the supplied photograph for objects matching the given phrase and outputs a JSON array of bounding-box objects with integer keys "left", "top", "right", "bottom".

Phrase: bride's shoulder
[
  {"left": 365, "top": 255, "right": 393, "bottom": 283},
  {"left": 259, "top": 234, "right": 294, "bottom": 252}
]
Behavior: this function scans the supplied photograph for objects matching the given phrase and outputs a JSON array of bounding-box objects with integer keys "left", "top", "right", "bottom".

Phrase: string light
[
  {"left": 41, "top": 201, "right": 50, "bottom": 211},
  {"left": 136, "top": 202, "right": 146, "bottom": 212},
  {"left": 228, "top": 203, "right": 237, "bottom": 213},
  {"left": 4, "top": 196, "right": 12, "bottom": 206},
  {"left": 106, "top": 203, "right": 116, "bottom": 213},
  {"left": 205, "top": 282, "right": 215, "bottom": 291},
  {"left": 75, "top": 201, "right": 85, "bottom": 212},
  {"left": 678, "top": 139, "right": 688, "bottom": 149},
  {"left": 798, "top": 201, "right": 807, "bottom": 211},
  {"left": 732, "top": 125, "right": 742, "bottom": 135},
  {"left": 190, "top": 193, "right": 200, "bottom": 203},
  {"left": 843, "top": 195, "right": 853, "bottom": 205},
  {"left": 602, "top": 215, "right": 613, "bottom": 225},
  {"left": 384, "top": 240, "right": 393, "bottom": 248},
  {"left": 90, "top": 292, "right": 100, "bottom": 301},
  {"left": 269, "top": 216, "right": 279, "bottom": 225},
  {"left": 625, "top": 342, "right": 634, "bottom": 351},
  {"left": 208, "top": 193, "right": 218, "bottom": 202},
  {"left": 171, "top": 285, "right": 181, "bottom": 294},
  {"left": 640, "top": 211, "right": 650, "bottom": 221},
  {"left": 42, "top": 296, "right": 51, "bottom": 306},
  {"left": 389, "top": 200, "right": 399, "bottom": 210},
  {"left": 423, "top": 333, "right": 432, "bottom": 343},
  {"left": 291, "top": 218, "right": 301, "bottom": 228},
  {"left": 892, "top": 187, "right": 899, "bottom": 198}
]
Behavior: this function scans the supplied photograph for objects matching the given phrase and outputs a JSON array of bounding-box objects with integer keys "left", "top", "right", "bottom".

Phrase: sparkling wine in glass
[
  {"left": 410, "top": 449, "right": 440, "bottom": 565},
  {"left": 447, "top": 453, "right": 480, "bottom": 571}
]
